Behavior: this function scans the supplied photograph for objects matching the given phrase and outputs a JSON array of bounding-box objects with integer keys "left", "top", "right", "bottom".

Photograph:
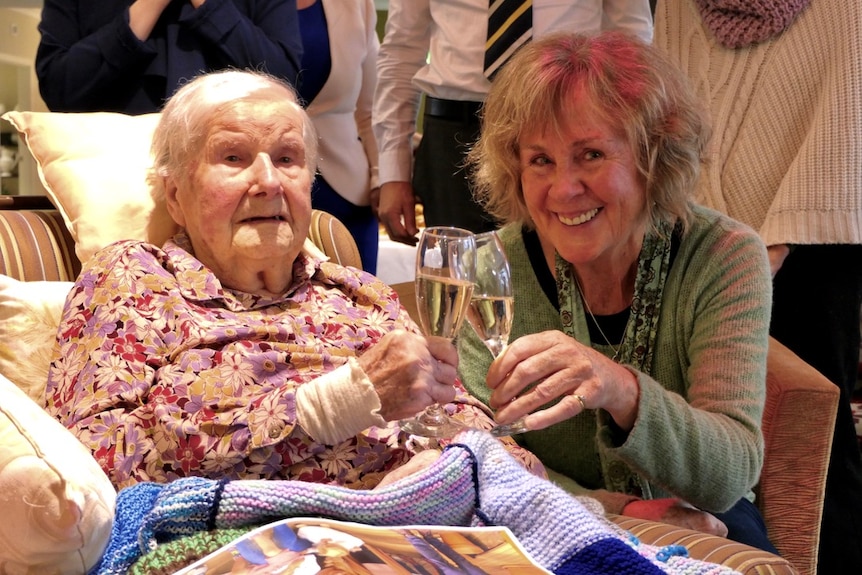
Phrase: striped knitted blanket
[{"left": 92, "top": 429, "right": 738, "bottom": 575}]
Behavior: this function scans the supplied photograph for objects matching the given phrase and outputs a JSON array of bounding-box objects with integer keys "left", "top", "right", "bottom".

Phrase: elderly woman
[
  {"left": 45, "top": 69, "right": 541, "bottom": 490},
  {"left": 457, "top": 32, "right": 776, "bottom": 551}
]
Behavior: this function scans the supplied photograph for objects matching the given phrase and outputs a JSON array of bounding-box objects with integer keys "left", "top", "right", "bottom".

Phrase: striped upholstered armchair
[
  {"left": 0, "top": 197, "right": 361, "bottom": 281},
  {"left": 0, "top": 197, "right": 838, "bottom": 575}
]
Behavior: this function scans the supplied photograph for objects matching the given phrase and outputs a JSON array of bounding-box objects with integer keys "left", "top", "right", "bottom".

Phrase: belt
[{"left": 424, "top": 96, "right": 483, "bottom": 123}]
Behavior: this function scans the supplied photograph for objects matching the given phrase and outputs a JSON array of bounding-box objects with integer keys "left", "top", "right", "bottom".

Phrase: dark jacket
[{"left": 36, "top": 0, "right": 302, "bottom": 114}]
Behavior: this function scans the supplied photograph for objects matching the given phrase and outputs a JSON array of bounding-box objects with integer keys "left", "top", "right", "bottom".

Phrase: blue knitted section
[
  {"left": 457, "top": 430, "right": 660, "bottom": 572},
  {"left": 138, "top": 477, "right": 227, "bottom": 548},
  {"left": 554, "top": 538, "right": 667, "bottom": 575},
  {"left": 91, "top": 482, "right": 163, "bottom": 575},
  {"left": 216, "top": 446, "right": 476, "bottom": 527}
]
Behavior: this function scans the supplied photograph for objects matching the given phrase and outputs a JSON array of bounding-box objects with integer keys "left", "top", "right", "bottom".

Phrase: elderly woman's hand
[
  {"left": 486, "top": 330, "right": 640, "bottom": 431},
  {"left": 357, "top": 330, "right": 458, "bottom": 421}
]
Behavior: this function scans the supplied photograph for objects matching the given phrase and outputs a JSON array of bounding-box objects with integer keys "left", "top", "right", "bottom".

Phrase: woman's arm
[
  {"left": 459, "top": 219, "right": 772, "bottom": 512},
  {"left": 612, "top": 221, "right": 773, "bottom": 511}
]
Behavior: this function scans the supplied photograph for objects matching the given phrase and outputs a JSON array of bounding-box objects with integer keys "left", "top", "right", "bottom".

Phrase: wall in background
[
  {"left": 0, "top": 8, "right": 42, "bottom": 112},
  {"left": 0, "top": 8, "right": 43, "bottom": 195}
]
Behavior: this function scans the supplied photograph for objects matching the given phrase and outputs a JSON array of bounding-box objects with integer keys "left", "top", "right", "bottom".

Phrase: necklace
[{"left": 574, "top": 274, "right": 621, "bottom": 360}]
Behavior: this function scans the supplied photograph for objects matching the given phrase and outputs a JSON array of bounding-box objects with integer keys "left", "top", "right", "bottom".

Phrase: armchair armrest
[
  {"left": 757, "top": 337, "right": 838, "bottom": 574},
  {"left": 610, "top": 515, "right": 795, "bottom": 574},
  {"left": 307, "top": 210, "right": 362, "bottom": 270},
  {"left": 0, "top": 209, "right": 79, "bottom": 281}
]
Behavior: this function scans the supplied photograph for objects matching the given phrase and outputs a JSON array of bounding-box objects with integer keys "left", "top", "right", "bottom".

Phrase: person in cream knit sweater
[{"left": 654, "top": 1, "right": 862, "bottom": 572}]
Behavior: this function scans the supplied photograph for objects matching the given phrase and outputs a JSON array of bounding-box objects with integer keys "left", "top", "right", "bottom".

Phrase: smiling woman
[{"left": 457, "top": 31, "right": 777, "bottom": 553}]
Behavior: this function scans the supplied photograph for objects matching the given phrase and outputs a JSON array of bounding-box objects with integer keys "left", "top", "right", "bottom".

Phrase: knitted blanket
[{"left": 93, "top": 430, "right": 738, "bottom": 575}]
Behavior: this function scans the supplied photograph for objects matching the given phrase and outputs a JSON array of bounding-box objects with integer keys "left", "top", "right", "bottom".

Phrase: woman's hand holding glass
[{"left": 486, "top": 330, "right": 640, "bottom": 432}]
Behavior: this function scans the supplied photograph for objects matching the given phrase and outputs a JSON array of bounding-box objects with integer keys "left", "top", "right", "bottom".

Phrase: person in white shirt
[{"left": 372, "top": 0, "right": 654, "bottom": 245}]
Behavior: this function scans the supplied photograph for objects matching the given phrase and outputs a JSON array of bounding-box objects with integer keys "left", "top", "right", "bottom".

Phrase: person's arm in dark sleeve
[
  {"left": 181, "top": 0, "right": 303, "bottom": 88},
  {"left": 36, "top": 1, "right": 162, "bottom": 112}
]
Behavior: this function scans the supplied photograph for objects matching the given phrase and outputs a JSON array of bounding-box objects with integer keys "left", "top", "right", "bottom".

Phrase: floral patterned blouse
[{"left": 46, "top": 234, "right": 542, "bottom": 489}]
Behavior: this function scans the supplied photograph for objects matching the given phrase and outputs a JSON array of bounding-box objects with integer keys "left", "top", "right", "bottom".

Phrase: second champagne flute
[
  {"left": 400, "top": 226, "right": 476, "bottom": 438},
  {"left": 465, "top": 231, "right": 528, "bottom": 437},
  {"left": 466, "top": 231, "right": 514, "bottom": 358}
]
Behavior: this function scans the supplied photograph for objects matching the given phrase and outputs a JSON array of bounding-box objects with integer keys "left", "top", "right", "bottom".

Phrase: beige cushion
[
  {"left": 1, "top": 110, "right": 178, "bottom": 265},
  {"left": 0, "top": 274, "right": 73, "bottom": 404},
  {"left": 0, "top": 372, "right": 115, "bottom": 574}
]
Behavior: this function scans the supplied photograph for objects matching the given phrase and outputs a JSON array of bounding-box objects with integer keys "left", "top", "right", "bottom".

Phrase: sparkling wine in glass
[
  {"left": 466, "top": 231, "right": 514, "bottom": 358},
  {"left": 400, "top": 226, "right": 476, "bottom": 438},
  {"left": 466, "top": 231, "right": 528, "bottom": 437}
]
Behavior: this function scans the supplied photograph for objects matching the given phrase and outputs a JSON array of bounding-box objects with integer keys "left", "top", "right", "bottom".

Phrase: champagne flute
[
  {"left": 466, "top": 231, "right": 528, "bottom": 437},
  {"left": 400, "top": 226, "right": 476, "bottom": 438},
  {"left": 465, "top": 231, "right": 514, "bottom": 358}
]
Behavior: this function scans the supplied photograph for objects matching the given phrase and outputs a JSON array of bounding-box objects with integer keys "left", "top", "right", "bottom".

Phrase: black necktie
[{"left": 484, "top": 0, "right": 533, "bottom": 79}]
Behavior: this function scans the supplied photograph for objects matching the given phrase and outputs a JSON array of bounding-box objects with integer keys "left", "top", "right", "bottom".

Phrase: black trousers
[
  {"left": 412, "top": 102, "right": 498, "bottom": 234},
  {"left": 770, "top": 244, "right": 862, "bottom": 574}
]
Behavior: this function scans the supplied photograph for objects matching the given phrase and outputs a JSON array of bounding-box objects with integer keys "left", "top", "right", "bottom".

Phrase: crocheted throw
[
  {"left": 695, "top": 0, "right": 811, "bottom": 48},
  {"left": 94, "top": 429, "right": 739, "bottom": 575}
]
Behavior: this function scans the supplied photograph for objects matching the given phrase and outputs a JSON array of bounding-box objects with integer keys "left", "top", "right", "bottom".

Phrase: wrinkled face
[
  {"left": 518, "top": 87, "right": 647, "bottom": 269},
  {"left": 165, "top": 90, "right": 312, "bottom": 276}
]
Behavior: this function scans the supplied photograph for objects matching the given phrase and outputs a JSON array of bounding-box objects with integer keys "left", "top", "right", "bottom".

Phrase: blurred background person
[
  {"left": 36, "top": 0, "right": 302, "bottom": 114},
  {"left": 372, "top": 0, "right": 654, "bottom": 245},
  {"left": 297, "top": 0, "right": 381, "bottom": 274},
  {"left": 654, "top": 1, "right": 862, "bottom": 572}
]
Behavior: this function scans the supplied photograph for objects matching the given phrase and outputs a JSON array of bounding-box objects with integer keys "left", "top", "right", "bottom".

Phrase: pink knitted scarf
[{"left": 695, "top": 0, "right": 812, "bottom": 48}]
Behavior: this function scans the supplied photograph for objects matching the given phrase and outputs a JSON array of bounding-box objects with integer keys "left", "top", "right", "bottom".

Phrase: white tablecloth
[{"left": 376, "top": 235, "right": 417, "bottom": 285}]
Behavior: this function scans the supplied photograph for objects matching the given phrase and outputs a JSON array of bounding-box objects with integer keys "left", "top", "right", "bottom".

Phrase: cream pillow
[
  {"left": 0, "top": 275, "right": 73, "bottom": 405},
  {"left": 0, "top": 372, "right": 115, "bottom": 574},
  {"left": 1, "top": 110, "right": 178, "bottom": 265}
]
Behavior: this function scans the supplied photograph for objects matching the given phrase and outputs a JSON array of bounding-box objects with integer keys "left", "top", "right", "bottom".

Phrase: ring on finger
[{"left": 574, "top": 393, "right": 587, "bottom": 411}]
